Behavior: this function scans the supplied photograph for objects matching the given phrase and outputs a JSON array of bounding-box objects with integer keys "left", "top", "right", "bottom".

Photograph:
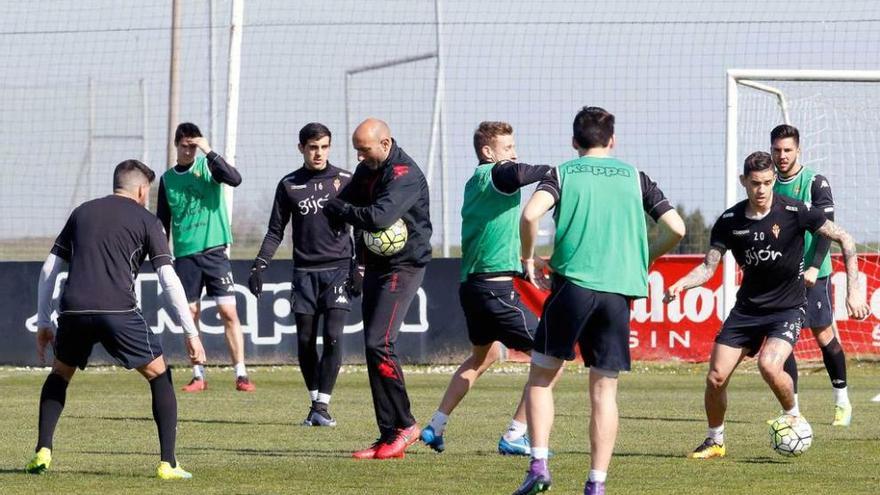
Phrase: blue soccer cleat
[
  {"left": 512, "top": 458, "right": 551, "bottom": 495},
  {"left": 499, "top": 435, "right": 531, "bottom": 456},
  {"left": 421, "top": 425, "right": 446, "bottom": 452}
]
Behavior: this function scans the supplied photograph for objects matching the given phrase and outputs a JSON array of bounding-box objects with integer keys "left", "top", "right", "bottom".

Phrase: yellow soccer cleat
[
  {"left": 25, "top": 447, "right": 52, "bottom": 474},
  {"left": 688, "top": 438, "right": 726, "bottom": 459},
  {"left": 157, "top": 461, "right": 193, "bottom": 480},
  {"left": 832, "top": 403, "right": 852, "bottom": 427}
]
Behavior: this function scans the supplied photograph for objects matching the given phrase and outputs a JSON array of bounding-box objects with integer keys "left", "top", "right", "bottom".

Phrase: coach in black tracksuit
[{"left": 324, "top": 118, "right": 432, "bottom": 460}]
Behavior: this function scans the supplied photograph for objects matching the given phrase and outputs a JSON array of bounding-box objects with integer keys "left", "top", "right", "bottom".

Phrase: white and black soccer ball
[
  {"left": 769, "top": 414, "right": 813, "bottom": 457},
  {"left": 363, "top": 219, "right": 408, "bottom": 256}
]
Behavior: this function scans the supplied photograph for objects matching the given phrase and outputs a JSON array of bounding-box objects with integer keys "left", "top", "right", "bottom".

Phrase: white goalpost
[{"left": 725, "top": 69, "right": 880, "bottom": 359}]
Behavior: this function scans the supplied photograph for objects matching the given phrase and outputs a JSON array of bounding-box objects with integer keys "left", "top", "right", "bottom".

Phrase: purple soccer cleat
[
  {"left": 584, "top": 480, "right": 606, "bottom": 495},
  {"left": 512, "top": 458, "right": 551, "bottom": 495}
]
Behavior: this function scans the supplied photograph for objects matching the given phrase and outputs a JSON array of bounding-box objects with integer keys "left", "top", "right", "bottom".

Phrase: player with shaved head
[{"left": 324, "top": 118, "right": 432, "bottom": 459}]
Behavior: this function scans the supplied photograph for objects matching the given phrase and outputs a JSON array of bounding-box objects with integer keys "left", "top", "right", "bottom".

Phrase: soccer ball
[
  {"left": 769, "top": 414, "right": 813, "bottom": 457},
  {"left": 363, "top": 219, "right": 408, "bottom": 256}
]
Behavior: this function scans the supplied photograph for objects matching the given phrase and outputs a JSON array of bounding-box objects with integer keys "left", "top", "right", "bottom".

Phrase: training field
[{"left": 1, "top": 363, "right": 879, "bottom": 494}]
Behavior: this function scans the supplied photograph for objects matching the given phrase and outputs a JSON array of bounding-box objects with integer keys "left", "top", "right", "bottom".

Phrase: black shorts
[
  {"left": 459, "top": 278, "right": 535, "bottom": 351},
  {"left": 174, "top": 247, "right": 235, "bottom": 303},
  {"left": 534, "top": 275, "right": 632, "bottom": 372},
  {"left": 715, "top": 306, "right": 805, "bottom": 357},
  {"left": 804, "top": 276, "right": 833, "bottom": 329},
  {"left": 292, "top": 266, "right": 352, "bottom": 315},
  {"left": 55, "top": 311, "right": 163, "bottom": 370}
]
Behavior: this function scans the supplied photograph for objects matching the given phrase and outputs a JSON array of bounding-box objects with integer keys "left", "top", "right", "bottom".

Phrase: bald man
[{"left": 324, "top": 118, "right": 432, "bottom": 459}]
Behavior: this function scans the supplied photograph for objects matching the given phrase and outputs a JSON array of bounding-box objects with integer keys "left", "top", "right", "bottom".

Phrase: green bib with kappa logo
[{"left": 773, "top": 167, "right": 831, "bottom": 278}]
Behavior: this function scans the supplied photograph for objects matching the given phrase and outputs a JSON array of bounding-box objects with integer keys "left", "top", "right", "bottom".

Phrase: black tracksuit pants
[{"left": 362, "top": 264, "right": 424, "bottom": 436}]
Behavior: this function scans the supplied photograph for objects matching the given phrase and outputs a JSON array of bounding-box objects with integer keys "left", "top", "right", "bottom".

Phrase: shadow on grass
[
  {"left": 184, "top": 446, "right": 354, "bottom": 459},
  {"left": 0, "top": 467, "right": 141, "bottom": 477},
  {"left": 735, "top": 456, "right": 788, "bottom": 464},
  {"left": 68, "top": 415, "right": 289, "bottom": 427},
  {"left": 619, "top": 415, "right": 747, "bottom": 424}
]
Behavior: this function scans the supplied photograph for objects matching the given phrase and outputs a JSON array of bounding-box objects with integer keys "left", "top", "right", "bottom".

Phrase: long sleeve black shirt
[
  {"left": 330, "top": 141, "right": 433, "bottom": 267},
  {"left": 255, "top": 164, "right": 353, "bottom": 269}
]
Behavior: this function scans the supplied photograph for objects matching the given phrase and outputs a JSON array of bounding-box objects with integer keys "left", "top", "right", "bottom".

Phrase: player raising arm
[
  {"left": 28, "top": 160, "right": 205, "bottom": 480},
  {"left": 421, "top": 121, "right": 551, "bottom": 456},
  {"left": 665, "top": 151, "right": 869, "bottom": 460},
  {"left": 157, "top": 122, "right": 253, "bottom": 392},
  {"left": 514, "top": 107, "right": 685, "bottom": 495}
]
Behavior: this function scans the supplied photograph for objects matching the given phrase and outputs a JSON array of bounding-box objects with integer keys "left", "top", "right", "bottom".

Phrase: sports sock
[
  {"left": 783, "top": 353, "right": 798, "bottom": 394},
  {"left": 503, "top": 419, "right": 528, "bottom": 442},
  {"left": 37, "top": 372, "right": 69, "bottom": 451},
  {"left": 234, "top": 362, "right": 247, "bottom": 378},
  {"left": 820, "top": 337, "right": 848, "bottom": 395},
  {"left": 833, "top": 387, "right": 850, "bottom": 407},
  {"left": 707, "top": 424, "right": 724, "bottom": 444},
  {"left": 192, "top": 364, "right": 205, "bottom": 380},
  {"left": 428, "top": 411, "right": 449, "bottom": 435},
  {"left": 784, "top": 403, "right": 800, "bottom": 417},
  {"left": 531, "top": 447, "right": 549, "bottom": 460},
  {"left": 149, "top": 369, "right": 178, "bottom": 465},
  {"left": 317, "top": 392, "right": 331, "bottom": 405},
  {"left": 588, "top": 470, "right": 608, "bottom": 483},
  {"left": 309, "top": 389, "right": 318, "bottom": 402}
]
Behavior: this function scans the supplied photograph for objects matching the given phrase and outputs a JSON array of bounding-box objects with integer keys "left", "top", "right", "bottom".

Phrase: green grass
[{"left": 1, "top": 363, "right": 879, "bottom": 494}]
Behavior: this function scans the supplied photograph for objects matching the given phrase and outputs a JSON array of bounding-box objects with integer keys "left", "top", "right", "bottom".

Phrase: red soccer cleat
[
  {"left": 235, "top": 376, "right": 256, "bottom": 392},
  {"left": 352, "top": 440, "right": 384, "bottom": 460},
  {"left": 374, "top": 424, "right": 421, "bottom": 460},
  {"left": 181, "top": 377, "right": 207, "bottom": 393}
]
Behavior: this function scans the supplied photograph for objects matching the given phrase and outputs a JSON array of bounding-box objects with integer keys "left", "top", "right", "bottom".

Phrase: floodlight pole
[
  {"left": 223, "top": 0, "right": 244, "bottom": 253},
  {"left": 166, "top": 0, "right": 181, "bottom": 171}
]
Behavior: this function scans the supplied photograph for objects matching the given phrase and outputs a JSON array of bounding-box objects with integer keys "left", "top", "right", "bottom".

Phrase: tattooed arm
[
  {"left": 814, "top": 219, "right": 870, "bottom": 319},
  {"left": 664, "top": 247, "right": 724, "bottom": 303}
]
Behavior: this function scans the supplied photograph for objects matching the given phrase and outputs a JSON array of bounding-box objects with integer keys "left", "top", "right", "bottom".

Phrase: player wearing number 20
[{"left": 666, "top": 151, "right": 870, "bottom": 460}]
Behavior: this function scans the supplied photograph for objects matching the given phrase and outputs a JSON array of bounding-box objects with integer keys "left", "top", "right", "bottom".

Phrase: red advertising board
[{"left": 513, "top": 254, "right": 880, "bottom": 362}]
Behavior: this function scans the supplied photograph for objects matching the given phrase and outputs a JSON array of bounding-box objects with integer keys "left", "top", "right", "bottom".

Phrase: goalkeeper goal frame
[{"left": 723, "top": 68, "right": 880, "bottom": 318}]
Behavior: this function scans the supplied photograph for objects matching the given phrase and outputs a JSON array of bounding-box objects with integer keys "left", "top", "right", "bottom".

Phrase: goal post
[{"left": 725, "top": 69, "right": 880, "bottom": 359}]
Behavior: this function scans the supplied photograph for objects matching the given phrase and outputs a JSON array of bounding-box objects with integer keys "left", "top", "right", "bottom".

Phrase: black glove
[
  {"left": 323, "top": 198, "right": 350, "bottom": 220},
  {"left": 347, "top": 260, "right": 364, "bottom": 298},
  {"left": 248, "top": 260, "right": 267, "bottom": 297}
]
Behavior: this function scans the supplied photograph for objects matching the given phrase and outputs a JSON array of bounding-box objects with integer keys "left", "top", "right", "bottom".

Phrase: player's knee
[
  {"left": 706, "top": 371, "right": 727, "bottom": 391},
  {"left": 812, "top": 326, "right": 835, "bottom": 347},
  {"left": 51, "top": 362, "right": 75, "bottom": 382},
  {"left": 217, "top": 304, "right": 240, "bottom": 323},
  {"left": 757, "top": 356, "right": 783, "bottom": 378},
  {"left": 364, "top": 339, "right": 386, "bottom": 357}
]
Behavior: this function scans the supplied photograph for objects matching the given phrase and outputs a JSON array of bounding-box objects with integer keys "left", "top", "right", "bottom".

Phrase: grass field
[{"left": 1, "top": 362, "right": 879, "bottom": 494}]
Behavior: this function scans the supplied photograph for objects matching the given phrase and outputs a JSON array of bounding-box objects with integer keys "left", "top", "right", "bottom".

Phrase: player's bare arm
[
  {"left": 664, "top": 247, "right": 724, "bottom": 302},
  {"left": 520, "top": 190, "right": 555, "bottom": 290},
  {"left": 649, "top": 209, "right": 686, "bottom": 265},
  {"left": 815, "top": 219, "right": 870, "bottom": 319}
]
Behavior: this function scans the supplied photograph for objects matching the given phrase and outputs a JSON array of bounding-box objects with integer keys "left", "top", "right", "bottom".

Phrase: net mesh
[{"left": 736, "top": 80, "right": 880, "bottom": 360}]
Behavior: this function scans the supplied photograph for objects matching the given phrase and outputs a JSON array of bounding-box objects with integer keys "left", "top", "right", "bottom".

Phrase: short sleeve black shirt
[
  {"left": 710, "top": 195, "right": 827, "bottom": 313},
  {"left": 51, "top": 195, "right": 173, "bottom": 313}
]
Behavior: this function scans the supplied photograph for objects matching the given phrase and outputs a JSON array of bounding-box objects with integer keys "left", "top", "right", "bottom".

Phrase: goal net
[{"left": 728, "top": 70, "right": 880, "bottom": 360}]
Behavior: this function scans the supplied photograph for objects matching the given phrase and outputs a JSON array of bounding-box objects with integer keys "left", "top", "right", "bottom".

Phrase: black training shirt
[
  {"left": 51, "top": 195, "right": 173, "bottom": 313},
  {"left": 332, "top": 140, "right": 433, "bottom": 267},
  {"left": 710, "top": 195, "right": 827, "bottom": 314},
  {"left": 255, "top": 163, "right": 353, "bottom": 268}
]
